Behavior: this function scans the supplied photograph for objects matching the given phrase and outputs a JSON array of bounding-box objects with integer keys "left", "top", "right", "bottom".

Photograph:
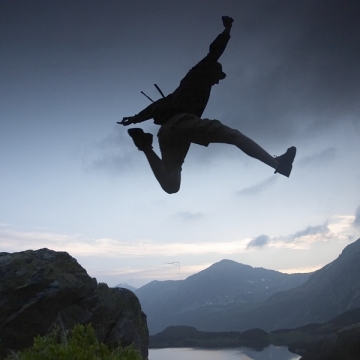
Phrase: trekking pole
[
  {"left": 154, "top": 84, "right": 165, "bottom": 98},
  {"left": 141, "top": 91, "right": 154, "bottom": 103}
]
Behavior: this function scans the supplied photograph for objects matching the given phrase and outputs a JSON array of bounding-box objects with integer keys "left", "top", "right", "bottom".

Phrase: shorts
[{"left": 157, "top": 113, "right": 223, "bottom": 171}]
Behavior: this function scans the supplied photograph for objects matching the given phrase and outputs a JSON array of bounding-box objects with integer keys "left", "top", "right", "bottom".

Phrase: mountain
[
  {"left": 136, "top": 239, "right": 360, "bottom": 335},
  {"left": 279, "top": 307, "right": 360, "bottom": 359},
  {"left": 135, "top": 259, "right": 311, "bottom": 334},
  {"left": 180, "top": 238, "right": 360, "bottom": 332},
  {"left": 238, "top": 238, "right": 360, "bottom": 331},
  {"left": 114, "top": 283, "right": 138, "bottom": 292}
]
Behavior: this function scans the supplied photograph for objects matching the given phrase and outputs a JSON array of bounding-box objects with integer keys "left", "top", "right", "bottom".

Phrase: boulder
[{"left": 0, "top": 248, "right": 148, "bottom": 359}]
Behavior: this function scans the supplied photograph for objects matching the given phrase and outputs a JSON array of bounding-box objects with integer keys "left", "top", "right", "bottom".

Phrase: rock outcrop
[{"left": 0, "top": 248, "right": 148, "bottom": 359}]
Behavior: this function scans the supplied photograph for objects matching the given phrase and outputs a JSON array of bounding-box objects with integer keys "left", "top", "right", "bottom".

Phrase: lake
[{"left": 149, "top": 345, "right": 301, "bottom": 360}]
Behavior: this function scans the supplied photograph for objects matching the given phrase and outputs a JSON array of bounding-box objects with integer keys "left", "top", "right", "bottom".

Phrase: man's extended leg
[
  {"left": 211, "top": 125, "right": 296, "bottom": 177},
  {"left": 128, "top": 128, "right": 181, "bottom": 194}
]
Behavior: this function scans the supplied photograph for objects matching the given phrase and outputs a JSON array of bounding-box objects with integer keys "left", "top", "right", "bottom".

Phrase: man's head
[{"left": 211, "top": 62, "right": 226, "bottom": 84}]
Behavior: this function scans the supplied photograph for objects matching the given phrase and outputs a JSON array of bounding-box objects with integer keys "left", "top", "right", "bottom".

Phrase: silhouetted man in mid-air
[{"left": 119, "top": 16, "right": 296, "bottom": 194}]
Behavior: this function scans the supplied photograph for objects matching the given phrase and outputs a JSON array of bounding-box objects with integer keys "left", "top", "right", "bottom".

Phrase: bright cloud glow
[
  {"left": 1, "top": 215, "right": 357, "bottom": 258},
  {"left": 247, "top": 216, "right": 357, "bottom": 250},
  {"left": 1, "top": 214, "right": 358, "bottom": 287},
  {"left": 0, "top": 228, "right": 250, "bottom": 257},
  {"left": 279, "top": 264, "right": 324, "bottom": 274}
]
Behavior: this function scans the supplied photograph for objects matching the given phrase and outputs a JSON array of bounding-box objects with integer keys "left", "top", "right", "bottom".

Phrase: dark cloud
[
  {"left": 214, "top": 0, "right": 360, "bottom": 144},
  {"left": 236, "top": 176, "right": 277, "bottom": 196},
  {"left": 89, "top": 154, "right": 137, "bottom": 175},
  {"left": 96, "top": 128, "right": 133, "bottom": 152},
  {"left": 85, "top": 128, "right": 142, "bottom": 174},
  {"left": 287, "top": 223, "right": 329, "bottom": 242},
  {"left": 2, "top": 0, "right": 359, "bottom": 155},
  {"left": 297, "top": 147, "right": 337, "bottom": 168},
  {"left": 175, "top": 212, "right": 204, "bottom": 222},
  {"left": 354, "top": 206, "right": 360, "bottom": 228},
  {"left": 247, "top": 234, "right": 271, "bottom": 249},
  {"left": 247, "top": 222, "right": 330, "bottom": 250}
]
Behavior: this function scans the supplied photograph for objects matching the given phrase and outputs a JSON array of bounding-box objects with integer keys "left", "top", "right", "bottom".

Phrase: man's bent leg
[
  {"left": 128, "top": 128, "right": 181, "bottom": 194},
  {"left": 143, "top": 148, "right": 181, "bottom": 194}
]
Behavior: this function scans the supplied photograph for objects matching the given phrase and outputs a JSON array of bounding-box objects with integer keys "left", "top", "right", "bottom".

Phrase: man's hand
[
  {"left": 117, "top": 116, "right": 136, "bottom": 126},
  {"left": 222, "top": 16, "right": 234, "bottom": 30}
]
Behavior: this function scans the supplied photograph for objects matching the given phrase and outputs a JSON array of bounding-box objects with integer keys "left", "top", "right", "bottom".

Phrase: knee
[
  {"left": 162, "top": 182, "right": 180, "bottom": 194},
  {"left": 161, "top": 171, "right": 181, "bottom": 194}
]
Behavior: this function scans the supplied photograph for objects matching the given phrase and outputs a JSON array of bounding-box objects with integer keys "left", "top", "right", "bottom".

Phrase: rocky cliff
[{"left": 0, "top": 248, "right": 149, "bottom": 358}]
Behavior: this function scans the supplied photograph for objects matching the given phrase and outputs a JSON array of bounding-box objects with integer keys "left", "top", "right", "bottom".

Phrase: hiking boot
[
  {"left": 128, "top": 128, "right": 153, "bottom": 151},
  {"left": 274, "top": 146, "right": 296, "bottom": 177}
]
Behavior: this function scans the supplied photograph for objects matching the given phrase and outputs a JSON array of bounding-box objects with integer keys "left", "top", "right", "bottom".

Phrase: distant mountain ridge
[
  {"left": 157, "top": 238, "right": 360, "bottom": 333},
  {"left": 135, "top": 259, "right": 311, "bottom": 334},
  {"left": 136, "top": 239, "right": 360, "bottom": 335}
]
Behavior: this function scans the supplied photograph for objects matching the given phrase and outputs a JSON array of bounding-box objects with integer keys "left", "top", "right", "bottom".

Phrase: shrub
[{"left": 5, "top": 323, "right": 142, "bottom": 360}]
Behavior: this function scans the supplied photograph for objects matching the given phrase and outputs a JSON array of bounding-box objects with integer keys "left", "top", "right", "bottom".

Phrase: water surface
[{"left": 150, "top": 345, "right": 301, "bottom": 360}]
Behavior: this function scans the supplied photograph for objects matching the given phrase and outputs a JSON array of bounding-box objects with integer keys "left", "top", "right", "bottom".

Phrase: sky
[{"left": 1, "top": 0, "right": 360, "bottom": 288}]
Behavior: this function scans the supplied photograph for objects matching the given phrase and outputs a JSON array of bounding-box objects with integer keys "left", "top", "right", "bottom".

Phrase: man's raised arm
[{"left": 205, "top": 16, "right": 234, "bottom": 62}]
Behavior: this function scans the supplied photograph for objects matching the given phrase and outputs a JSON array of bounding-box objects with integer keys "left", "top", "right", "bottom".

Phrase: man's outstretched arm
[
  {"left": 205, "top": 16, "right": 234, "bottom": 62},
  {"left": 118, "top": 96, "right": 169, "bottom": 126}
]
